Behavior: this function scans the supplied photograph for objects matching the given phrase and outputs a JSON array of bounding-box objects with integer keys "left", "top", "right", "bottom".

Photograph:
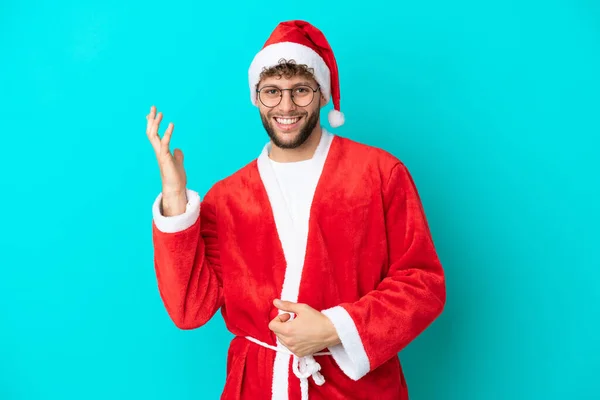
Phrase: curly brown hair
[{"left": 258, "top": 58, "right": 316, "bottom": 85}]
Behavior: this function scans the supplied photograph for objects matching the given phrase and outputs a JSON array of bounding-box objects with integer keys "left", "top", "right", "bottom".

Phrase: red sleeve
[
  {"left": 151, "top": 187, "right": 223, "bottom": 330},
  {"left": 322, "top": 162, "right": 446, "bottom": 379}
]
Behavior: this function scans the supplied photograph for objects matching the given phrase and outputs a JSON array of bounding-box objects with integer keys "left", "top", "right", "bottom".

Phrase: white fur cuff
[
  {"left": 321, "top": 306, "right": 371, "bottom": 380},
  {"left": 152, "top": 189, "right": 201, "bottom": 233}
]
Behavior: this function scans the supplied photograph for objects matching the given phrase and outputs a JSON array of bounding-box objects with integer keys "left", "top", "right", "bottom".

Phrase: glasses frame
[{"left": 256, "top": 84, "right": 320, "bottom": 108}]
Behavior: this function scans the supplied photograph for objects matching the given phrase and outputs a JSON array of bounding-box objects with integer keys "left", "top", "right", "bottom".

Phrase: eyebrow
[{"left": 260, "top": 81, "right": 313, "bottom": 89}]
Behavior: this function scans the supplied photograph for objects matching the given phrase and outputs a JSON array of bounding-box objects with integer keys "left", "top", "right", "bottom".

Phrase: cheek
[
  {"left": 259, "top": 108, "right": 272, "bottom": 120},
  {"left": 309, "top": 105, "right": 320, "bottom": 118}
]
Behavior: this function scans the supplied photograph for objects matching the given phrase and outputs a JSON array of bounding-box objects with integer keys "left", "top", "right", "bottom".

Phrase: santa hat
[{"left": 248, "top": 20, "right": 345, "bottom": 128}]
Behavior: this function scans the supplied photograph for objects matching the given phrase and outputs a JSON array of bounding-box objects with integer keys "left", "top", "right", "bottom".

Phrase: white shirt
[{"left": 269, "top": 158, "right": 316, "bottom": 227}]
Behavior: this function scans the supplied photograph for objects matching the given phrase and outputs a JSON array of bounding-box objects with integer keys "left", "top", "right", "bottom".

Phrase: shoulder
[
  {"left": 333, "top": 136, "right": 425, "bottom": 212},
  {"left": 203, "top": 158, "right": 260, "bottom": 201},
  {"left": 333, "top": 134, "right": 408, "bottom": 179}
]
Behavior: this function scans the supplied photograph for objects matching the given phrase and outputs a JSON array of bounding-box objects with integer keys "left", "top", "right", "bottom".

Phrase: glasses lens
[
  {"left": 292, "top": 86, "right": 314, "bottom": 107},
  {"left": 259, "top": 86, "right": 281, "bottom": 107}
]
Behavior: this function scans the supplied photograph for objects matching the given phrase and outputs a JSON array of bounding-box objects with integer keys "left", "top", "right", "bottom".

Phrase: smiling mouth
[{"left": 273, "top": 116, "right": 303, "bottom": 131}]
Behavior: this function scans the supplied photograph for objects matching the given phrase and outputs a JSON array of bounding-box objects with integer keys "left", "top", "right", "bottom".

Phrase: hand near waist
[{"left": 269, "top": 299, "right": 341, "bottom": 357}]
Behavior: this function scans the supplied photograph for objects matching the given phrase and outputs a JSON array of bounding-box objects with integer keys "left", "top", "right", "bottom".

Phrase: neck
[{"left": 269, "top": 125, "right": 322, "bottom": 163}]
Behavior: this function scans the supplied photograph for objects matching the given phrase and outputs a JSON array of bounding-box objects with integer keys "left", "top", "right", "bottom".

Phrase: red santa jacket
[{"left": 151, "top": 129, "right": 446, "bottom": 400}]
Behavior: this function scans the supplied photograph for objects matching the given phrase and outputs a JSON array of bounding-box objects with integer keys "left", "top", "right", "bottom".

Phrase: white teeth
[{"left": 275, "top": 117, "right": 300, "bottom": 125}]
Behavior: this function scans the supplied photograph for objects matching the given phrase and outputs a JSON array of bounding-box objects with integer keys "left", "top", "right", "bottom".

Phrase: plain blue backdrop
[{"left": 1, "top": 0, "right": 598, "bottom": 399}]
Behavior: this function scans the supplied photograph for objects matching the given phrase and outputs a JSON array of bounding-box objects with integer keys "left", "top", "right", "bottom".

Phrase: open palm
[{"left": 146, "top": 105, "right": 187, "bottom": 197}]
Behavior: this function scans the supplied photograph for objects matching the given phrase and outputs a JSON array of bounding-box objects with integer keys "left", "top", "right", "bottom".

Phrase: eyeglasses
[{"left": 256, "top": 85, "right": 319, "bottom": 108}]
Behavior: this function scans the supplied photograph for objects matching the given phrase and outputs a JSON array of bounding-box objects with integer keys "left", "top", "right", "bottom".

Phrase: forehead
[{"left": 258, "top": 75, "right": 318, "bottom": 88}]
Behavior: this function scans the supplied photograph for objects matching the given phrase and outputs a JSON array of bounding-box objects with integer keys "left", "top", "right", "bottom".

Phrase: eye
[{"left": 260, "top": 87, "right": 280, "bottom": 96}]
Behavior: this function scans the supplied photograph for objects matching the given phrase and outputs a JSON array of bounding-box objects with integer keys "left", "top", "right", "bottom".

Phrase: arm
[
  {"left": 151, "top": 187, "right": 223, "bottom": 330},
  {"left": 321, "top": 162, "right": 446, "bottom": 380}
]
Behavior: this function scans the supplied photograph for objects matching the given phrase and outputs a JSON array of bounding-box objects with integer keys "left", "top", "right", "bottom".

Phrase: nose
[{"left": 278, "top": 89, "right": 296, "bottom": 112}]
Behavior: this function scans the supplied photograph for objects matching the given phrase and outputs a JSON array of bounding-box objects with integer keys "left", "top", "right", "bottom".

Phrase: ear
[{"left": 319, "top": 92, "right": 328, "bottom": 108}]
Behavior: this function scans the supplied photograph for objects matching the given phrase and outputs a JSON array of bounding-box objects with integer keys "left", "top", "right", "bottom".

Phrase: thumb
[
  {"left": 173, "top": 148, "right": 184, "bottom": 165},
  {"left": 273, "top": 299, "right": 303, "bottom": 314}
]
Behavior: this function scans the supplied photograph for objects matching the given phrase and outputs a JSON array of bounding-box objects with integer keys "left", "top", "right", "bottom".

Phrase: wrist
[
  {"left": 322, "top": 314, "right": 341, "bottom": 347},
  {"left": 161, "top": 190, "right": 188, "bottom": 216}
]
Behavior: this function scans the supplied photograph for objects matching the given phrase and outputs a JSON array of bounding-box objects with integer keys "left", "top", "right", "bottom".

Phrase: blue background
[{"left": 1, "top": 0, "right": 598, "bottom": 399}]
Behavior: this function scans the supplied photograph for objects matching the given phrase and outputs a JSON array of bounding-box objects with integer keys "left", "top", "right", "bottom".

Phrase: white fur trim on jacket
[
  {"left": 257, "top": 129, "right": 335, "bottom": 399},
  {"left": 321, "top": 305, "right": 371, "bottom": 380},
  {"left": 152, "top": 189, "right": 201, "bottom": 233}
]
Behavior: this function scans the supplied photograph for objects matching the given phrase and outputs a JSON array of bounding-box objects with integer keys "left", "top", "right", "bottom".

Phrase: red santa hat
[{"left": 248, "top": 20, "right": 345, "bottom": 128}]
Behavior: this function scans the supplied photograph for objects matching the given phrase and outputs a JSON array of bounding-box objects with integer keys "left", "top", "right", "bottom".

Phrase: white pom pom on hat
[
  {"left": 248, "top": 20, "right": 345, "bottom": 128},
  {"left": 328, "top": 109, "right": 345, "bottom": 128}
]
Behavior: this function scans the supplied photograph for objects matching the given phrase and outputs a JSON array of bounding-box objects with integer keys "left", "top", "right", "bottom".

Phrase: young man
[{"left": 146, "top": 20, "right": 445, "bottom": 400}]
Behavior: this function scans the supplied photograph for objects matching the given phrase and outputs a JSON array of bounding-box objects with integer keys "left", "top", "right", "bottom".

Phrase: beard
[{"left": 260, "top": 108, "right": 320, "bottom": 149}]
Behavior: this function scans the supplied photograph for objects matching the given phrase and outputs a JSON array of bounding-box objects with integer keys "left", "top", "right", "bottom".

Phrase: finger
[
  {"left": 148, "top": 136, "right": 160, "bottom": 156},
  {"left": 161, "top": 122, "right": 174, "bottom": 156},
  {"left": 146, "top": 105, "right": 156, "bottom": 136},
  {"left": 173, "top": 148, "right": 184, "bottom": 166},
  {"left": 149, "top": 112, "right": 164, "bottom": 155},
  {"left": 268, "top": 315, "right": 290, "bottom": 334},
  {"left": 147, "top": 109, "right": 161, "bottom": 140},
  {"left": 268, "top": 319, "right": 281, "bottom": 333},
  {"left": 276, "top": 337, "right": 300, "bottom": 356},
  {"left": 151, "top": 111, "right": 163, "bottom": 139},
  {"left": 146, "top": 114, "right": 161, "bottom": 154},
  {"left": 275, "top": 335, "right": 290, "bottom": 348},
  {"left": 273, "top": 299, "right": 305, "bottom": 314},
  {"left": 277, "top": 313, "right": 291, "bottom": 323}
]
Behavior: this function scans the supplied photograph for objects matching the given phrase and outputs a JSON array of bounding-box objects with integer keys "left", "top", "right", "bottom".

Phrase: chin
[
  {"left": 277, "top": 133, "right": 301, "bottom": 145},
  {"left": 271, "top": 129, "right": 306, "bottom": 149}
]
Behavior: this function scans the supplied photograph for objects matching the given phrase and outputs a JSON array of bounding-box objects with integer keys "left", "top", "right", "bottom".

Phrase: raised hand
[{"left": 146, "top": 105, "right": 188, "bottom": 216}]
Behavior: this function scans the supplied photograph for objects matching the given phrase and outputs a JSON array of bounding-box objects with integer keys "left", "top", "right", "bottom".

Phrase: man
[{"left": 146, "top": 20, "right": 445, "bottom": 400}]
